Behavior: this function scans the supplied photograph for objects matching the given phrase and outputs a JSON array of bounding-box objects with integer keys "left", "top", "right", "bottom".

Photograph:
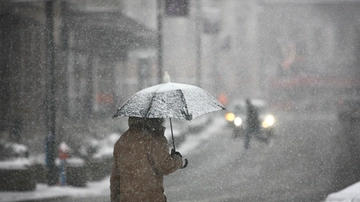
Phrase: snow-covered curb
[
  {"left": 0, "top": 158, "right": 31, "bottom": 170},
  {"left": 0, "top": 177, "right": 110, "bottom": 202},
  {"left": 325, "top": 182, "right": 360, "bottom": 202}
]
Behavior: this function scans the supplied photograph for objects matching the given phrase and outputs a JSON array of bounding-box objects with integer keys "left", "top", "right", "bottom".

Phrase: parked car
[
  {"left": 0, "top": 141, "right": 36, "bottom": 191},
  {"left": 225, "top": 99, "right": 276, "bottom": 140}
]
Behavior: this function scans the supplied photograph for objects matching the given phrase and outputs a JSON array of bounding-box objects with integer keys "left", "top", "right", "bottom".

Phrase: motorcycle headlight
[
  {"left": 225, "top": 113, "right": 235, "bottom": 122},
  {"left": 234, "top": 117, "right": 242, "bottom": 126},
  {"left": 262, "top": 115, "right": 275, "bottom": 128}
]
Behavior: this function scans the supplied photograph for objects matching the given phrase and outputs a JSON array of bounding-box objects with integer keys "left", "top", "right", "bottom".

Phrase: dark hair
[
  {"left": 148, "top": 118, "right": 165, "bottom": 127},
  {"left": 129, "top": 117, "right": 165, "bottom": 132}
]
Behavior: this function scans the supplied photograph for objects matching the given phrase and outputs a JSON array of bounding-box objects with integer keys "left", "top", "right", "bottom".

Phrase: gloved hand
[{"left": 171, "top": 149, "right": 182, "bottom": 157}]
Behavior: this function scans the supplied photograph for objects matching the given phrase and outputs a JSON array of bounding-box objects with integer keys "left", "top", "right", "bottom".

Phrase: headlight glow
[
  {"left": 262, "top": 115, "right": 275, "bottom": 128},
  {"left": 225, "top": 113, "right": 235, "bottom": 122},
  {"left": 234, "top": 117, "right": 242, "bottom": 126}
]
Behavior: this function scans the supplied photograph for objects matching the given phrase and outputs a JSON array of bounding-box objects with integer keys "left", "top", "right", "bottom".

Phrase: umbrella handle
[
  {"left": 169, "top": 118, "right": 187, "bottom": 169},
  {"left": 169, "top": 118, "right": 176, "bottom": 151},
  {"left": 180, "top": 158, "right": 188, "bottom": 169}
]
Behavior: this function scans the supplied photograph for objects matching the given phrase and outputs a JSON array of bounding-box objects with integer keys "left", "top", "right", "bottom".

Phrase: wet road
[{"left": 65, "top": 112, "right": 360, "bottom": 202}]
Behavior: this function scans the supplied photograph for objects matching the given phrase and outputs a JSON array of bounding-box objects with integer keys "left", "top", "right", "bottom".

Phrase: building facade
[
  {"left": 258, "top": 0, "right": 360, "bottom": 111},
  {"left": 1, "top": 0, "right": 360, "bottom": 152},
  {"left": 0, "top": 0, "right": 156, "bottom": 152}
]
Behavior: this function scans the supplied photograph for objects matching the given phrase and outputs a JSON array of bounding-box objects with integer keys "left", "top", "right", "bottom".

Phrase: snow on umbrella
[
  {"left": 113, "top": 83, "right": 224, "bottom": 121},
  {"left": 113, "top": 72, "right": 225, "bottom": 168}
]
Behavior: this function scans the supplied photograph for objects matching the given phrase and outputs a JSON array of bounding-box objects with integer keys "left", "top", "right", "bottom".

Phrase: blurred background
[
  {"left": 1, "top": 0, "right": 360, "bottom": 199},
  {"left": 1, "top": 0, "right": 360, "bottom": 152}
]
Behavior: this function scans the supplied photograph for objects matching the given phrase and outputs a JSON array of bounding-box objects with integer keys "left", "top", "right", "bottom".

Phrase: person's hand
[{"left": 171, "top": 149, "right": 182, "bottom": 157}]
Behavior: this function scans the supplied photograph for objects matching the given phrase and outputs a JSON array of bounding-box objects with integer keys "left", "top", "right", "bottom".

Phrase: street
[{"left": 65, "top": 112, "right": 360, "bottom": 202}]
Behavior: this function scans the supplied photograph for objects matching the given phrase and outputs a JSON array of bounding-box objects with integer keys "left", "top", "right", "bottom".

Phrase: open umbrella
[{"left": 113, "top": 73, "right": 225, "bottom": 168}]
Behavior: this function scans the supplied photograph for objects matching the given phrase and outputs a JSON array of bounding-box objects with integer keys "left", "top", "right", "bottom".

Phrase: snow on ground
[
  {"left": 0, "top": 115, "right": 223, "bottom": 202},
  {"left": 0, "top": 114, "right": 359, "bottom": 202},
  {"left": 324, "top": 182, "right": 360, "bottom": 202},
  {"left": 0, "top": 158, "right": 31, "bottom": 170},
  {"left": 0, "top": 177, "right": 110, "bottom": 202},
  {"left": 177, "top": 115, "right": 225, "bottom": 155}
]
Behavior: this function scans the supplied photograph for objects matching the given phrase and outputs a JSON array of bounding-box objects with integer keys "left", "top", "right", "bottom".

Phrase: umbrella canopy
[
  {"left": 113, "top": 82, "right": 225, "bottom": 120},
  {"left": 113, "top": 78, "right": 225, "bottom": 169}
]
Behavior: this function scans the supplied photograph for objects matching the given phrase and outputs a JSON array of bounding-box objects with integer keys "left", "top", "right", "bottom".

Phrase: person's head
[
  {"left": 128, "top": 117, "right": 165, "bottom": 131},
  {"left": 246, "top": 98, "right": 251, "bottom": 105},
  {"left": 147, "top": 118, "right": 165, "bottom": 127}
]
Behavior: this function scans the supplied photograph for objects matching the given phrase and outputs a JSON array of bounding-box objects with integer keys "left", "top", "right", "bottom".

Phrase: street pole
[
  {"left": 195, "top": 0, "right": 202, "bottom": 87},
  {"left": 45, "top": 0, "right": 57, "bottom": 186},
  {"left": 212, "top": 35, "right": 219, "bottom": 97},
  {"left": 157, "top": 0, "right": 163, "bottom": 84}
]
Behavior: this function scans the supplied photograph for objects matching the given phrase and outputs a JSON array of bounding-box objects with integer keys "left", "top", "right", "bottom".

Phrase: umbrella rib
[
  {"left": 144, "top": 83, "right": 173, "bottom": 118},
  {"left": 178, "top": 89, "right": 191, "bottom": 120},
  {"left": 144, "top": 92, "right": 158, "bottom": 118},
  {"left": 142, "top": 84, "right": 165, "bottom": 118},
  {"left": 113, "top": 103, "right": 126, "bottom": 118}
]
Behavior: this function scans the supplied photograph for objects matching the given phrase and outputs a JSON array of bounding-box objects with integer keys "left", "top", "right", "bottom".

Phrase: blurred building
[
  {"left": 0, "top": 0, "right": 156, "bottom": 152},
  {"left": 257, "top": 0, "right": 360, "bottom": 112},
  {"left": 1, "top": 0, "right": 360, "bottom": 152},
  {"left": 200, "top": 0, "right": 360, "bottom": 111}
]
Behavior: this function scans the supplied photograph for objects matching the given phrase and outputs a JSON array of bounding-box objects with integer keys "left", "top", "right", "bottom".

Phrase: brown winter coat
[{"left": 110, "top": 117, "right": 183, "bottom": 202}]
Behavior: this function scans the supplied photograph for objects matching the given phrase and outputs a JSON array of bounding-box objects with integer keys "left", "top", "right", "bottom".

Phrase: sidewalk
[
  {"left": 0, "top": 115, "right": 218, "bottom": 202},
  {"left": 0, "top": 177, "right": 110, "bottom": 202},
  {"left": 2, "top": 175, "right": 359, "bottom": 202}
]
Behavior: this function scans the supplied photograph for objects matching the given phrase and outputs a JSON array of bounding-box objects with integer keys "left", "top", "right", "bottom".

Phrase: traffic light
[
  {"left": 203, "top": 19, "right": 220, "bottom": 34},
  {"left": 203, "top": 8, "right": 221, "bottom": 34},
  {"left": 165, "top": 0, "right": 189, "bottom": 16}
]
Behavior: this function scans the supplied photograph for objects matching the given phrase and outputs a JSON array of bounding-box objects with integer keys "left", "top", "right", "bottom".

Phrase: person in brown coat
[{"left": 110, "top": 117, "right": 183, "bottom": 202}]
